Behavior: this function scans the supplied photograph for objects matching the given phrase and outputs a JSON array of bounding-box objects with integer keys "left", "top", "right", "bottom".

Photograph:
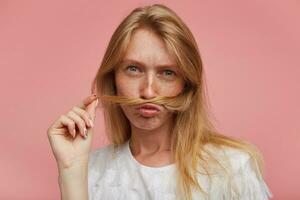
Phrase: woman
[{"left": 47, "top": 4, "right": 273, "bottom": 200}]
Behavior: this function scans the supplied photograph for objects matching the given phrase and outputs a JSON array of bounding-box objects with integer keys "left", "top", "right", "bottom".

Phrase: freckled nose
[{"left": 140, "top": 74, "right": 158, "bottom": 99}]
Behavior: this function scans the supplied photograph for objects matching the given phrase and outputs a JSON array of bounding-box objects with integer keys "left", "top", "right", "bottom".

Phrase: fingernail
[
  {"left": 83, "top": 132, "right": 88, "bottom": 139},
  {"left": 83, "top": 128, "right": 88, "bottom": 139}
]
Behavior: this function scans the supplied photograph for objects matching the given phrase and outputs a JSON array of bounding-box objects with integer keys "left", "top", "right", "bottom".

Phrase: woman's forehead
[{"left": 121, "top": 29, "right": 177, "bottom": 66}]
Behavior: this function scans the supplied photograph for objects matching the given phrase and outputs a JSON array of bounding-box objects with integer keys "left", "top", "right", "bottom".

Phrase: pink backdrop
[{"left": 1, "top": 0, "right": 299, "bottom": 199}]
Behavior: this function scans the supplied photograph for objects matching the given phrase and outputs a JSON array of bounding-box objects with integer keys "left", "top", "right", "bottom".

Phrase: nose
[{"left": 139, "top": 72, "right": 158, "bottom": 99}]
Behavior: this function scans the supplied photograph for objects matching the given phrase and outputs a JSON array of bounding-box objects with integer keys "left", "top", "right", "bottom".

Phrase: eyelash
[
  {"left": 126, "top": 65, "right": 176, "bottom": 76},
  {"left": 127, "top": 65, "right": 139, "bottom": 72}
]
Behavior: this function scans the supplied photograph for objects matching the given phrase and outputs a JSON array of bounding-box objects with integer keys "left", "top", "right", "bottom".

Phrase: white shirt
[{"left": 88, "top": 141, "right": 273, "bottom": 200}]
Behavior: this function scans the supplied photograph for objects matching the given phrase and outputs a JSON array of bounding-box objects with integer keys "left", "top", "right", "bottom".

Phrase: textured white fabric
[{"left": 88, "top": 141, "right": 273, "bottom": 200}]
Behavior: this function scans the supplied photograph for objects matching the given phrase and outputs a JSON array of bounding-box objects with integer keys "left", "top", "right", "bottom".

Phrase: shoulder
[
  {"left": 88, "top": 144, "right": 118, "bottom": 193},
  {"left": 89, "top": 145, "right": 114, "bottom": 162},
  {"left": 221, "top": 145, "right": 253, "bottom": 172},
  {"left": 88, "top": 142, "right": 128, "bottom": 171},
  {"left": 203, "top": 143, "right": 262, "bottom": 179},
  {"left": 201, "top": 143, "right": 273, "bottom": 199},
  {"left": 87, "top": 142, "right": 129, "bottom": 198},
  {"left": 88, "top": 144, "right": 115, "bottom": 172},
  {"left": 202, "top": 143, "right": 252, "bottom": 171}
]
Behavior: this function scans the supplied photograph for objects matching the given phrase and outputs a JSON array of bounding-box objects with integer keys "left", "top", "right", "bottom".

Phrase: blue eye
[
  {"left": 127, "top": 65, "right": 138, "bottom": 72},
  {"left": 163, "top": 70, "right": 175, "bottom": 76}
]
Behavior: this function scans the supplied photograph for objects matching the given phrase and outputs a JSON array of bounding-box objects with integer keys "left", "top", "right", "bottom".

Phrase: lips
[
  {"left": 139, "top": 104, "right": 162, "bottom": 111},
  {"left": 137, "top": 103, "right": 162, "bottom": 117}
]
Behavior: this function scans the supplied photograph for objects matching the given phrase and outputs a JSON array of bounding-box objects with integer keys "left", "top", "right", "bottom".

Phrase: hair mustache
[{"left": 96, "top": 90, "right": 194, "bottom": 112}]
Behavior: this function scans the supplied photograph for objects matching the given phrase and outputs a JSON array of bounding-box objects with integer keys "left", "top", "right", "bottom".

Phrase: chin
[{"left": 130, "top": 115, "right": 165, "bottom": 130}]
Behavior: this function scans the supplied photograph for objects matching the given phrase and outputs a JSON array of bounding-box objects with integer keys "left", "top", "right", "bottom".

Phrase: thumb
[{"left": 86, "top": 98, "right": 99, "bottom": 122}]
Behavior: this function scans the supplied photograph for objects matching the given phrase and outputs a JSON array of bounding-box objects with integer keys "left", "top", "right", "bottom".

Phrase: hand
[{"left": 47, "top": 94, "right": 99, "bottom": 169}]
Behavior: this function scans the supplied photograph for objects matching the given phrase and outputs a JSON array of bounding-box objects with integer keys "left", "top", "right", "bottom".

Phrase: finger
[
  {"left": 77, "top": 94, "right": 98, "bottom": 109},
  {"left": 60, "top": 115, "right": 76, "bottom": 138},
  {"left": 86, "top": 98, "right": 99, "bottom": 122},
  {"left": 66, "top": 110, "right": 87, "bottom": 139},
  {"left": 72, "top": 106, "right": 93, "bottom": 128}
]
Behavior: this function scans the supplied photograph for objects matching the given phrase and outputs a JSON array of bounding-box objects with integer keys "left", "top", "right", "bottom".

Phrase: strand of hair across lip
[{"left": 94, "top": 91, "right": 194, "bottom": 112}]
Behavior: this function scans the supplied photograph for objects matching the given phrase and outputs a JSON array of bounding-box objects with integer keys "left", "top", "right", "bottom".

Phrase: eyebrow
[{"left": 120, "top": 58, "right": 178, "bottom": 69}]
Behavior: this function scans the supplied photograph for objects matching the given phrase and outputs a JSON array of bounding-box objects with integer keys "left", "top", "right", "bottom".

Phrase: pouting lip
[{"left": 138, "top": 103, "right": 163, "bottom": 111}]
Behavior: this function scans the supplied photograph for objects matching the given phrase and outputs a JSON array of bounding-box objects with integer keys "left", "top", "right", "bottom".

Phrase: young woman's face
[{"left": 114, "top": 28, "right": 185, "bottom": 131}]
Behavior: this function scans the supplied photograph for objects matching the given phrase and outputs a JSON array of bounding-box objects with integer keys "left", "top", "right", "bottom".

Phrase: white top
[{"left": 88, "top": 141, "right": 273, "bottom": 200}]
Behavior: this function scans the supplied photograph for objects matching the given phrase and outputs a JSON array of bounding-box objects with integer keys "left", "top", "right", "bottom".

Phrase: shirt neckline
[{"left": 124, "top": 140, "right": 176, "bottom": 171}]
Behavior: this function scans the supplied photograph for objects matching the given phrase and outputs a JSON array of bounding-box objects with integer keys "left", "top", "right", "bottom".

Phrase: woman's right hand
[{"left": 47, "top": 94, "right": 99, "bottom": 169}]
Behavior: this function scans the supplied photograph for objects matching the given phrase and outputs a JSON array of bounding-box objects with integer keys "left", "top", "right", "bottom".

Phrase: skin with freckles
[{"left": 114, "top": 28, "right": 185, "bottom": 167}]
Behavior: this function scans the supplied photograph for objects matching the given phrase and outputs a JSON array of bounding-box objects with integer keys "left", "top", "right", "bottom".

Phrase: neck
[{"left": 129, "top": 117, "right": 174, "bottom": 156}]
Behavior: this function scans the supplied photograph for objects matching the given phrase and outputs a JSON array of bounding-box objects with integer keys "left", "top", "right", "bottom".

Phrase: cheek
[
  {"left": 115, "top": 73, "right": 138, "bottom": 96},
  {"left": 159, "top": 80, "right": 185, "bottom": 96}
]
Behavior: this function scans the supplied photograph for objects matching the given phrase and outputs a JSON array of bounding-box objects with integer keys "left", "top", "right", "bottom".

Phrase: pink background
[{"left": 1, "top": 0, "right": 299, "bottom": 199}]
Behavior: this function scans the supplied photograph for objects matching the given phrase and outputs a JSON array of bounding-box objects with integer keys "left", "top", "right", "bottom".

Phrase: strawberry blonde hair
[{"left": 91, "top": 4, "right": 265, "bottom": 199}]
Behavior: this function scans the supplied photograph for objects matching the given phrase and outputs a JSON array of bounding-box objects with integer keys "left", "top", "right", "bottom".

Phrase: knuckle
[
  {"left": 80, "top": 121, "right": 86, "bottom": 128},
  {"left": 77, "top": 107, "right": 85, "bottom": 115},
  {"left": 69, "top": 121, "right": 75, "bottom": 128},
  {"left": 84, "top": 111, "right": 92, "bottom": 119},
  {"left": 83, "top": 113, "right": 89, "bottom": 120}
]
